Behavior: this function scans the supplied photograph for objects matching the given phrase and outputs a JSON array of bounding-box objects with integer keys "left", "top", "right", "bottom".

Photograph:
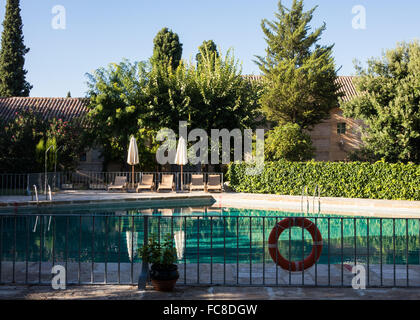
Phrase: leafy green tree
[
  {"left": 0, "top": 109, "right": 44, "bottom": 172},
  {"left": 85, "top": 50, "right": 262, "bottom": 170},
  {"left": 255, "top": 0, "right": 341, "bottom": 129},
  {"left": 0, "top": 0, "right": 32, "bottom": 97},
  {"left": 342, "top": 41, "right": 420, "bottom": 163},
  {"left": 143, "top": 60, "right": 191, "bottom": 132},
  {"left": 86, "top": 60, "right": 151, "bottom": 169},
  {"left": 45, "top": 118, "right": 87, "bottom": 171},
  {"left": 86, "top": 58, "right": 186, "bottom": 170},
  {"left": 196, "top": 40, "right": 219, "bottom": 66},
  {"left": 265, "top": 123, "right": 314, "bottom": 161},
  {"left": 190, "top": 48, "right": 262, "bottom": 133},
  {"left": 151, "top": 28, "right": 183, "bottom": 70},
  {"left": 0, "top": 110, "right": 84, "bottom": 173}
]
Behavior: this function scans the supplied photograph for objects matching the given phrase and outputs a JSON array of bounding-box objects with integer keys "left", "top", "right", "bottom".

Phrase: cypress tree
[
  {"left": 0, "top": 0, "right": 32, "bottom": 97},
  {"left": 255, "top": 0, "right": 341, "bottom": 129},
  {"left": 196, "top": 40, "right": 219, "bottom": 66},
  {"left": 151, "top": 27, "right": 183, "bottom": 70}
]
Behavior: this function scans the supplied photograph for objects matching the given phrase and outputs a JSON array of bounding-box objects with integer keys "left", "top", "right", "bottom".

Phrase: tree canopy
[
  {"left": 265, "top": 123, "right": 315, "bottom": 161},
  {"left": 196, "top": 40, "right": 219, "bottom": 66},
  {"left": 255, "top": 0, "right": 341, "bottom": 129},
  {"left": 342, "top": 41, "right": 420, "bottom": 163},
  {"left": 151, "top": 28, "right": 183, "bottom": 70},
  {"left": 0, "top": 0, "right": 32, "bottom": 97},
  {"left": 0, "top": 110, "right": 85, "bottom": 173},
  {"left": 85, "top": 47, "right": 262, "bottom": 170},
  {"left": 85, "top": 60, "right": 152, "bottom": 169}
]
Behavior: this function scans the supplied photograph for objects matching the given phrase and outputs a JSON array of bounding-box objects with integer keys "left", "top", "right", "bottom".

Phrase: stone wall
[{"left": 309, "top": 107, "right": 364, "bottom": 161}]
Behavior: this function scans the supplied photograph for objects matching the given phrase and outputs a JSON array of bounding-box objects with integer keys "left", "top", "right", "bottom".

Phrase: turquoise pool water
[{"left": 1, "top": 204, "right": 419, "bottom": 266}]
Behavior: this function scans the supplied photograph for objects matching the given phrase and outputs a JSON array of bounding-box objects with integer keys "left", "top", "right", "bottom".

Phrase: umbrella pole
[
  {"left": 132, "top": 165, "right": 135, "bottom": 189},
  {"left": 181, "top": 165, "right": 183, "bottom": 191}
]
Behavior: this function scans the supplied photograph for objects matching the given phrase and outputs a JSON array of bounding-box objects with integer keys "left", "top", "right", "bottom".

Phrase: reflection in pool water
[{"left": 1, "top": 205, "right": 419, "bottom": 266}]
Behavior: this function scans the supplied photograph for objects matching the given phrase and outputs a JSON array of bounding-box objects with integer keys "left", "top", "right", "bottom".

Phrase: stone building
[{"left": 245, "top": 75, "right": 362, "bottom": 161}]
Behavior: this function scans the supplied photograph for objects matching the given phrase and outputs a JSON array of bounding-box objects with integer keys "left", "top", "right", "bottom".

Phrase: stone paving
[
  {"left": 1, "top": 262, "right": 419, "bottom": 288},
  {"left": 1, "top": 285, "right": 420, "bottom": 300}
]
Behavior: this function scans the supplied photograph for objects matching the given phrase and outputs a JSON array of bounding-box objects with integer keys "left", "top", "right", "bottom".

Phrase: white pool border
[{"left": 0, "top": 191, "right": 419, "bottom": 218}]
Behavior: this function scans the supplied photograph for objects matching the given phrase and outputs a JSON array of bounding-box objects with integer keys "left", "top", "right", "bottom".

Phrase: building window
[
  {"left": 79, "top": 153, "right": 87, "bottom": 162},
  {"left": 337, "top": 123, "right": 347, "bottom": 135}
]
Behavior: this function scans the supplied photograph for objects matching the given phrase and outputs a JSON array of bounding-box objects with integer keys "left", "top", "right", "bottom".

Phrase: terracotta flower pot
[{"left": 150, "top": 264, "right": 179, "bottom": 292}]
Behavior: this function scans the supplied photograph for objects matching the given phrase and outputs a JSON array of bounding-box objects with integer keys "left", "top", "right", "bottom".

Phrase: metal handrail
[
  {"left": 48, "top": 185, "right": 52, "bottom": 202},
  {"left": 317, "top": 185, "right": 322, "bottom": 214},
  {"left": 1, "top": 171, "right": 224, "bottom": 195},
  {"left": 32, "top": 185, "right": 39, "bottom": 204},
  {"left": 313, "top": 185, "right": 318, "bottom": 215}
]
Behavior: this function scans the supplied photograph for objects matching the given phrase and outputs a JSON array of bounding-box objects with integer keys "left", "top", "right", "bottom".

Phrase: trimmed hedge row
[{"left": 227, "top": 161, "right": 420, "bottom": 201}]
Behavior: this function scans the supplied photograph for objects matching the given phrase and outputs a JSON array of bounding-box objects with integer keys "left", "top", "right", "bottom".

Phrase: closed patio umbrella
[
  {"left": 174, "top": 136, "right": 188, "bottom": 191},
  {"left": 127, "top": 136, "right": 139, "bottom": 189}
]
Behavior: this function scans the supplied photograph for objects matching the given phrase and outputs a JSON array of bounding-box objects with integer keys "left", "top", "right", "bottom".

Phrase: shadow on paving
[{"left": 1, "top": 285, "right": 420, "bottom": 300}]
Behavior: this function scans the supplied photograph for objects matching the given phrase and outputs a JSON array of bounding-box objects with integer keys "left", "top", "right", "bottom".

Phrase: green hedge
[{"left": 227, "top": 161, "right": 420, "bottom": 201}]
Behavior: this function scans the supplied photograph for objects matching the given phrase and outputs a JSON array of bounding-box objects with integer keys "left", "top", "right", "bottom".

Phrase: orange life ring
[{"left": 268, "top": 218, "right": 323, "bottom": 272}]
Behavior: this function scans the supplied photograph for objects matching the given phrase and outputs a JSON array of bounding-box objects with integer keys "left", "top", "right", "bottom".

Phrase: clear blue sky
[{"left": 2, "top": 0, "right": 419, "bottom": 97}]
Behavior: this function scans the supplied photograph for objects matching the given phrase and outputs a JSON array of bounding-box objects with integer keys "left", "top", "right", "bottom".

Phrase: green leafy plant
[
  {"left": 228, "top": 160, "right": 420, "bottom": 201},
  {"left": 0, "top": 109, "right": 85, "bottom": 173},
  {"left": 342, "top": 41, "right": 420, "bottom": 163},
  {"left": 265, "top": 123, "right": 315, "bottom": 161},
  {"left": 138, "top": 233, "right": 178, "bottom": 267},
  {"left": 255, "top": 0, "right": 342, "bottom": 129}
]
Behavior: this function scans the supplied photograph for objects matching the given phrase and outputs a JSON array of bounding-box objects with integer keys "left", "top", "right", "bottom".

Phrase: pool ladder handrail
[
  {"left": 32, "top": 185, "right": 53, "bottom": 233},
  {"left": 48, "top": 184, "right": 52, "bottom": 202},
  {"left": 313, "top": 185, "right": 321, "bottom": 215},
  {"left": 301, "top": 185, "right": 321, "bottom": 215},
  {"left": 301, "top": 186, "right": 310, "bottom": 214},
  {"left": 32, "top": 185, "right": 39, "bottom": 204}
]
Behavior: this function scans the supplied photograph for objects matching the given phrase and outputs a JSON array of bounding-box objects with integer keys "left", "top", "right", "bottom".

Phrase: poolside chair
[
  {"left": 189, "top": 174, "right": 206, "bottom": 192},
  {"left": 206, "top": 174, "right": 223, "bottom": 193},
  {"left": 160, "top": 208, "right": 174, "bottom": 216},
  {"left": 107, "top": 176, "right": 128, "bottom": 192},
  {"left": 157, "top": 175, "right": 175, "bottom": 192},
  {"left": 136, "top": 174, "right": 155, "bottom": 192}
]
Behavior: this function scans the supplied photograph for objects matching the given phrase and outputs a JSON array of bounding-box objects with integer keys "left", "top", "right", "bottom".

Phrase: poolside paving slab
[
  {"left": 1, "top": 285, "right": 420, "bottom": 300},
  {"left": 2, "top": 262, "right": 420, "bottom": 287}
]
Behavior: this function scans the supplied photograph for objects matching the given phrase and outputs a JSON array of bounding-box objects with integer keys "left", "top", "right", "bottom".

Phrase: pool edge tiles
[
  {"left": 0, "top": 194, "right": 216, "bottom": 214},
  {"left": 0, "top": 191, "right": 419, "bottom": 218}
]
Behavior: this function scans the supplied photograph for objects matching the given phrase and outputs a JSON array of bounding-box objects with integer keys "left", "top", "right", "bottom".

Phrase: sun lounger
[
  {"left": 136, "top": 174, "right": 155, "bottom": 192},
  {"left": 189, "top": 174, "right": 205, "bottom": 192},
  {"left": 107, "top": 176, "right": 128, "bottom": 192},
  {"left": 160, "top": 208, "right": 174, "bottom": 216},
  {"left": 206, "top": 174, "right": 223, "bottom": 192},
  {"left": 157, "top": 175, "right": 175, "bottom": 192}
]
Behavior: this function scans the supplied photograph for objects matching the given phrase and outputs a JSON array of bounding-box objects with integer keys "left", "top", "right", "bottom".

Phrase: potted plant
[{"left": 139, "top": 233, "right": 179, "bottom": 292}]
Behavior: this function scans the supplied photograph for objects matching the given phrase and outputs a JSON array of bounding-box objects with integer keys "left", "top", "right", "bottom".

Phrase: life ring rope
[{"left": 268, "top": 217, "right": 323, "bottom": 272}]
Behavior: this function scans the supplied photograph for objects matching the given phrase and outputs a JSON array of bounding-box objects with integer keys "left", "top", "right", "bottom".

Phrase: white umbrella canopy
[
  {"left": 174, "top": 137, "right": 188, "bottom": 190},
  {"left": 127, "top": 136, "right": 139, "bottom": 188}
]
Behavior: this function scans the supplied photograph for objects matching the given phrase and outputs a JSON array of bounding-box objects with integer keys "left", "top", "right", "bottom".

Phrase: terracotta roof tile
[
  {"left": 243, "top": 75, "right": 360, "bottom": 103},
  {"left": 335, "top": 76, "right": 360, "bottom": 102},
  {"left": 0, "top": 97, "right": 89, "bottom": 123}
]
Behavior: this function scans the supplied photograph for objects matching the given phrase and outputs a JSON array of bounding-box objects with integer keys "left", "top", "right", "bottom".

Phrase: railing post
[
  {"left": 138, "top": 215, "right": 149, "bottom": 290},
  {"left": 26, "top": 174, "right": 30, "bottom": 196}
]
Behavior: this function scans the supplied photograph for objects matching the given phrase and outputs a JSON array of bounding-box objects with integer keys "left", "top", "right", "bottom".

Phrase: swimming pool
[{"left": 1, "top": 203, "right": 419, "bottom": 267}]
